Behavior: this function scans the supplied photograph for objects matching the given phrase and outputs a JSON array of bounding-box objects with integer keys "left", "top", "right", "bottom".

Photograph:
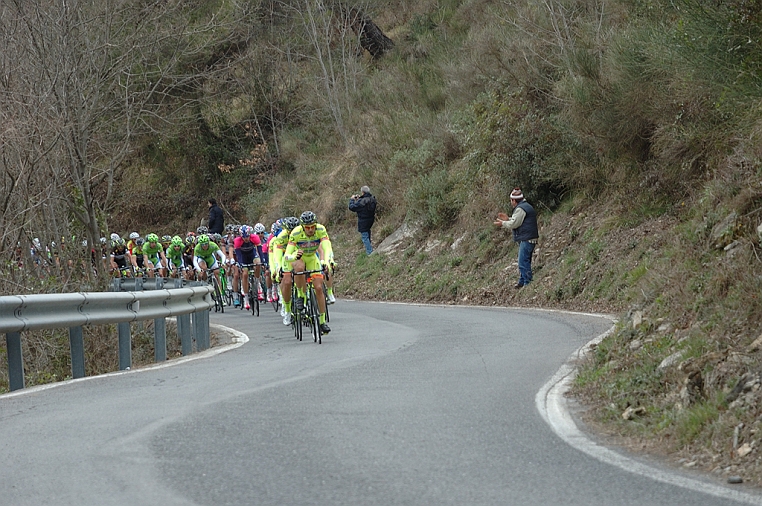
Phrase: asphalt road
[{"left": 0, "top": 300, "right": 760, "bottom": 505}]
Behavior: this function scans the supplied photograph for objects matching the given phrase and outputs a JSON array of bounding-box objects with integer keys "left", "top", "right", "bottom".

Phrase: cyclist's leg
[
  {"left": 291, "top": 259, "right": 307, "bottom": 308},
  {"left": 197, "top": 258, "right": 208, "bottom": 280},
  {"left": 242, "top": 265, "right": 251, "bottom": 309},
  {"left": 254, "top": 259, "right": 263, "bottom": 299},
  {"left": 280, "top": 270, "right": 293, "bottom": 325},
  {"left": 305, "top": 257, "right": 330, "bottom": 332}
]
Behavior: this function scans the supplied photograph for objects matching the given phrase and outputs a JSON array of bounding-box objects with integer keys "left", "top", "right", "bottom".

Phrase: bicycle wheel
[
  {"left": 307, "top": 285, "right": 321, "bottom": 344},
  {"left": 253, "top": 274, "right": 260, "bottom": 316},
  {"left": 212, "top": 275, "right": 224, "bottom": 313},
  {"left": 291, "top": 284, "right": 302, "bottom": 341}
]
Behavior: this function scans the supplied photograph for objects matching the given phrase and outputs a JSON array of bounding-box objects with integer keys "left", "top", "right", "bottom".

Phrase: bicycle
[
  {"left": 247, "top": 267, "right": 260, "bottom": 316},
  {"left": 293, "top": 269, "right": 325, "bottom": 344},
  {"left": 203, "top": 268, "right": 225, "bottom": 313},
  {"left": 236, "top": 263, "right": 258, "bottom": 316}
]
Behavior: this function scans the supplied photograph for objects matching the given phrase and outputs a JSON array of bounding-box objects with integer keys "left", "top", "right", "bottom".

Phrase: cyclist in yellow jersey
[
  {"left": 283, "top": 211, "right": 333, "bottom": 334},
  {"left": 273, "top": 217, "right": 300, "bottom": 324}
]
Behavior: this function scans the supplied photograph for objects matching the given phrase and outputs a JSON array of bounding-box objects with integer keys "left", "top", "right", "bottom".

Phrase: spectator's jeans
[
  {"left": 518, "top": 241, "right": 535, "bottom": 286},
  {"left": 360, "top": 231, "right": 373, "bottom": 254}
]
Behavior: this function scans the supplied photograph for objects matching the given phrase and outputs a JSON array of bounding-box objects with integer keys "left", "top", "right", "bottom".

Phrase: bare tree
[{"left": 0, "top": 0, "right": 256, "bottom": 257}]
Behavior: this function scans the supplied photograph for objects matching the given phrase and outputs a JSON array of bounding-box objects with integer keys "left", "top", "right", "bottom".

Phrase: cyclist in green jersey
[
  {"left": 165, "top": 236, "right": 186, "bottom": 278},
  {"left": 273, "top": 217, "right": 300, "bottom": 324},
  {"left": 283, "top": 211, "right": 334, "bottom": 334},
  {"left": 142, "top": 233, "right": 168, "bottom": 278},
  {"left": 193, "top": 234, "right": 227, "bottom": 284}
]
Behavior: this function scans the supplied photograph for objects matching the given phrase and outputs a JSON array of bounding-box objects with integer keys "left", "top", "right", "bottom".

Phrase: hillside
[{"left": 2, "top": 0, "right": 762, "bottom": 486}]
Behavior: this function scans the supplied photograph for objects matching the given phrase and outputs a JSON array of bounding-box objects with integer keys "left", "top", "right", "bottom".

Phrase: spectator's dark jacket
[
  {"left": 208, "top": 204, "right": 224, "bottom": 234},
  {"left": 513, "top": 201, "right": 539, "bottom": 243},
  {"left": 348, "top": 192, "right": 377, "bottom": 232}
]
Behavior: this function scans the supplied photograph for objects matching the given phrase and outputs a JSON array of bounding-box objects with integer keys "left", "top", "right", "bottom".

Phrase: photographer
[{"left": 348, "top": 185, "right": 377, "bottom": 255}]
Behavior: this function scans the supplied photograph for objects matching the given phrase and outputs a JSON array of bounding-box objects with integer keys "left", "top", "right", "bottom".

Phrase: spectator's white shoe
[{"left": 282, "top": 313, "right": 292, "bottom": 326}]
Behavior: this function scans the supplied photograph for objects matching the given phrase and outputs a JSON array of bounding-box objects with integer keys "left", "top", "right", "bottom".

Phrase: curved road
[{"left": 0, "top": 301, "right": 759, "bottom": 505}]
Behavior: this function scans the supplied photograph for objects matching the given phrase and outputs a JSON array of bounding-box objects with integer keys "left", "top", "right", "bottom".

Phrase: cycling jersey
[
  {"left": 183, "top": 243, "right": 194, "bottom": 266},
  {"left": 271, "top": 229, "right": 291, "bottom": 272},
  {"left": 142, "top": 242, "right": 163, "bottom": 263},
  {"left": 262, "top": 235, "right": 274, "bottom": 267},
  {"left": 233, "top": 235, "right": 261, "bottom": 265},
  {"left": 110, "top": 245, "right": 130, "bottom": 268},
  {"left": 284, "top": 224, "right": 334, "bottom": 273},
  {"left": 285, "top": 224, "right": 333, "bottom": 260},
  {"left": 193, "top": 241, "right": 226, "bottom": 271},
  {"left": 165, "top": 245, "right": 184, "bottom": 269}
]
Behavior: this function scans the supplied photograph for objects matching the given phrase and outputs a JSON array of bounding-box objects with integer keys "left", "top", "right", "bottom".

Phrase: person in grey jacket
[
  {"left": 493, "top": 187, "right": 539, "bottom": 288},
  {"left": 349, "top": 186, "right": 377, "bottom": 254}
]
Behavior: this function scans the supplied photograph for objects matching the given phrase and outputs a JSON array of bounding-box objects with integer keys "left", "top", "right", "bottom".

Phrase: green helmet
[
  {"left": 146, "top": 233, "right": 159, "bottom": 243},
  {"left": 171, "top": 235, "right": 183, "bottom": 247},
  {"left": 197, "top": 234, "right": 210, "bottom": 244}
]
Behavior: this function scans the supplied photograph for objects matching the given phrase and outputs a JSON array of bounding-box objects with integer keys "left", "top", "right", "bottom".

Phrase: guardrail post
[
  {"left": 6, "top": 332, "right": 25, "bottom": 391},
  {"left": 69, "top": 326, "right": 86, "bottom": 379},
  {"left": 200, "top": 309, "right": 210, "bottom": 349},
  {"left": 192, "top": 310, "right": 209, "bottom": 351},
  {"left": 154, "top": 317, "right": 166, "bottom": 362},
  {"left": 118, "top": 322, "right": 132, "bottom": 370},
  {"left": 177, "top": 314, "right": 192, "bottom": 355}
]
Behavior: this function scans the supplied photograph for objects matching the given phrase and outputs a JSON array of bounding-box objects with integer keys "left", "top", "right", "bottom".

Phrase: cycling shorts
[
  {"left": 196, "top": 256, "right": 220, "bottom": 271},
  {"left": 293, "top": 254, "right": 321, "bottom": 274},
  {"left": 168, "top": 257, "right": 184, "bottom": 270}
]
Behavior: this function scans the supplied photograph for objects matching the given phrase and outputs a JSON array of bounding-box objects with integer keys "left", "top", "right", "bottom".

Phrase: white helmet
[
  {"left": 110, "top": 233, "right": 120, "bottom": 242},
  {"left": 253, "top": 223, "right": 266, "bottom": 234},
  {"left": 129, "top": 232, "right": 140, "bottom": 240}
]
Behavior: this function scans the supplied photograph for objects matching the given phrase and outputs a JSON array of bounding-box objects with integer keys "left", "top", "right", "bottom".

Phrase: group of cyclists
[{"left": 104, "top": 210, "right": 336, "bottom": 335}]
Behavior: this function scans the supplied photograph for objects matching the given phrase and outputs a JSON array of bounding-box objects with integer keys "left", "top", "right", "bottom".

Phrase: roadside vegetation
[{"left": 2, "top": 0, "right": 762, "bottom": 484}]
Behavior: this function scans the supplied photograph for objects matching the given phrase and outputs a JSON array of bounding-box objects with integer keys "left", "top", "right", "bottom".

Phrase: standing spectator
[
  {"left": 207, "top": 198, "right": 224, "bottom": 235},
  {"left": 349, "top": 185, "right": 377, "bottom": 255},
  {"left": 493, "top": 187, "right": 539, "bottom": 288}
]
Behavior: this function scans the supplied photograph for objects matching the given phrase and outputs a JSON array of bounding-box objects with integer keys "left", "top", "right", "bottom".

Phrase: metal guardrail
[{"left": 1, "top": 282, "right": 214, "bottom": 392}]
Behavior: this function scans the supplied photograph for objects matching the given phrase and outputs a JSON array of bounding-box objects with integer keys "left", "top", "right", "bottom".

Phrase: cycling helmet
[
  {"left": 100, "top": 237, "right": 107, "bottom": 244},
  {"left": 299, "top": 211, "right": 317, "bottom": 225},
  {"left": 225, "top": 224, "right": 235, "bottom": 234},
  {"left": 196, "top": 226, "right": 209, "bottom": 235},
  {"left": 185, "top": 235, "right": 196, "bottom": 245},
  {"left": 129, "top": 232, "right": 140, "bottom": 240},
  {"left": 253, "top": 223, "right": 266, "bottom": 234},
  {"left": 283, "top": 217, "right": 299, "bottom": 231},
  {"left": 146, "top": 233, "right": 159, "bottom": 244},
  {"left": 271, "top": 222, "right": 281, "bottom": 235},
  {"left": 110, "top": 233, "right": 120, "bottom": 242},
  {"left": 240, "top": 225, "right": 251, "bottom": 238},
  {"left": 161, "top": 235, "right": 172, "bottom": 244},
  {"left": 81, "top": 240, "right": 88, "bottom": 247},
  {"left": 197, "top": 234, "right": 210, "bottom": 244},
  {"left": 211, "top": 233, "right": 223, "bottom": 242},
  {"left": 136, "top": 237, "right": 145, "bottom": 247}
]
